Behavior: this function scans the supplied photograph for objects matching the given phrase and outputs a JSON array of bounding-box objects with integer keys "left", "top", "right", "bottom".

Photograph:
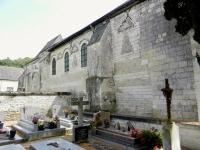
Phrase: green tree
[
  {"left": 164, "top": 0, "right": 200, "bottom": 44},
  {"left": 0, "top": 57, "right": 33, "bottom": 68}
]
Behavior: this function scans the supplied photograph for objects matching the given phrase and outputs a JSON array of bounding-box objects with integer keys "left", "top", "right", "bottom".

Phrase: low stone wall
[
  {"left": 178, "top": 122, "right": 200, "bottom": 150},
  {"left": 0, "top": 92, "right": 71, "bottom": 121}
]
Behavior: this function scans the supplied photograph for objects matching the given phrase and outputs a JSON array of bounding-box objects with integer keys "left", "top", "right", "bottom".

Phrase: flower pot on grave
[
  {"left": 65, "top": 114, "right": 68, "bottom": 118},
  {"left": 91, "top": 127, "right": 96, "bottom": 134},
  {"left": 45, "top": 122, "right": 49, "bottom": 128},
  {"left": 38, "top": 126, "right": 45, "bottom": 131},
  {"left": 9, "top": 130, "right": 16, "bottom": 140},
  {"left": 56, "top": 121, "right": 60, "bottom": 128},
  {"left": 33, "top": 124, "right": 38, "bottom": 132},
  {"left": 0, "top": 123, "right": 4, "bottom": 129}
]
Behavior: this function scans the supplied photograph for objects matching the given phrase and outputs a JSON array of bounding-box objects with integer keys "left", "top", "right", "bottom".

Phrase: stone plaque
[
  {"left": 52, "top": 105, "right": 68, "bottom": 118},
  {"left": 72, "top": 126, "right": 88, "bottom": 143},
  {"left": 104, "top": 119, "right": 110, "bottom": 128}
]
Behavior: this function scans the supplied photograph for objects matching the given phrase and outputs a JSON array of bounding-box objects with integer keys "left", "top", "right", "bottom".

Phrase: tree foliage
[
  {"left": 164, "top": 0, "right": 200, "bottom": 44},
  {"left": 0, "top": 57, "right": 33, "bottom": 68}
]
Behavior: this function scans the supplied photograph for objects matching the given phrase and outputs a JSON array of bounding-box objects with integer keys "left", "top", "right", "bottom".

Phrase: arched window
[
  {"left": 65, "top": 52, "right": 69, "bottom": 72},
  {"left": 81, "top": 43, "right": 87, "bottom": 67},
  {"left": 52, "top": 58, "right": 56, "bottom": 75}
]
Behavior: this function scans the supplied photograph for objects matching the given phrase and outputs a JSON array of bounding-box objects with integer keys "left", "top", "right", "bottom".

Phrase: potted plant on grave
[
  {"left": 139, "top": 127, "right": 162, "bottom": 150},
  {"left": 49, "top": 119, "right": 56, "bottom": 129},
  {"left": 44, "top": 118, "right": 50, "bottom": 128},
  {"left": 54, "top": 115, "right": 60, "bottom": 128},
  {"left": 69, "top": 114, "right": 75, "bottom": 120},
  {"left": 89, "top": 120, "right": 97, "bottom": 134},
  {"left": 32, "top": 116, "right": 39, "bottom": 124},
  {"left": 62, "top": 109, "right": 70, "bottom": 118},
  {"left": 38, "top": 120, "right": 45, "bottom": 131},
  {"left": 0, "top": 129, "right": 7, "bottom": 139}
]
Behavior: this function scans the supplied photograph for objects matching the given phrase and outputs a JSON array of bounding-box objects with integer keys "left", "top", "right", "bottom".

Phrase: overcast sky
[{"left": 0, "top": 0, "right": 126, "bottom": 60}]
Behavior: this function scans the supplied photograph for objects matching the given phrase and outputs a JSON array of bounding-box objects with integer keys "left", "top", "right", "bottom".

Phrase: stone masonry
[{"left": 19, "top": 0, "right": 200, "bottom": 121}]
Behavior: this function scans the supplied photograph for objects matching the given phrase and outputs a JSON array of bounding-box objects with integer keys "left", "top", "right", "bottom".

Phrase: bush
[{"left": 139, "top": 127, "right": 162, "bottom": 150}]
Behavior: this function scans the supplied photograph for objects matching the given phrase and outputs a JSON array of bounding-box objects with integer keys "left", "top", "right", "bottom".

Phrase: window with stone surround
[
  {"left": 81, "top": 43, "right": 87, "bottom": 67},
  {"left": 52, "top": 58, "right": 56, "bottom": 75},
  {"left": 65, "top": 52, "right": 69, "bottom": 72}
]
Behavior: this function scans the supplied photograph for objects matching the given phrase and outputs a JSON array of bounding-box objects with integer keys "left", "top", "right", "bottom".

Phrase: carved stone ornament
[
  {"left": 79, "top": 38, "right": 89, "bottom": 45},
  {"left": 118, "top": 10, "right": 137, "bottom": 33},
  {"left": 57, "top": 52, "right": 63, "bottom": 60},
  {"left": 70, "top": 44, "right": 79, "bottom": 55},
  {"left": 118, "top": 16, "right": 134, "bottom": 33}
]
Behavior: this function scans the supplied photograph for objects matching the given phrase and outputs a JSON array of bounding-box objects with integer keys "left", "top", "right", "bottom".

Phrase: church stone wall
[
  {"left": 20, "top": 0, "right": 199, "bottom": 121},
  {"left": 111, "top": 0, "right": 197, "bottom": 121}
]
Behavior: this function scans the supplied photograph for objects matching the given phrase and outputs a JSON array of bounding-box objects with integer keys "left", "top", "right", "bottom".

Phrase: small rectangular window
[{"left": 7, "top": 87, "right": 13, "bottom": 91}]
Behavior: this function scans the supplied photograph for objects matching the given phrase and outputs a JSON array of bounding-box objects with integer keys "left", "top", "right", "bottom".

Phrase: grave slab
[
  {"left": 0, "top": 127, "right": 24, "bottom": 146},
  {"left": 0, "top": 144, "right": 25, "bottom": 150},
  {"left": 30, "top": 138, "right": 85, "bottom": 150}
]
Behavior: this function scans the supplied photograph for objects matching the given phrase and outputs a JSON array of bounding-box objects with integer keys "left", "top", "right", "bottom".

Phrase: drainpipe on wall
[{"left": 25, "top": 65, "right": 27, "bottom": 92}]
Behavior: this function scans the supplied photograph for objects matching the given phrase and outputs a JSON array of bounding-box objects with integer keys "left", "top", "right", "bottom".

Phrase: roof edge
[{"left": 48, "top": 0, "right": 142, "bottom": 52}]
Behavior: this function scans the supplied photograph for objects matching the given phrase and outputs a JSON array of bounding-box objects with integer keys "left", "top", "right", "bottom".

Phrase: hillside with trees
[{"left": 0, "top": 57, "right": 33, "bottom": 68}]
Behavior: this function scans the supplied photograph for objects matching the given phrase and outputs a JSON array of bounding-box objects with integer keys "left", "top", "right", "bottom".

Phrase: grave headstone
[
  {"left": 71, "top": 97, "right": 89, "bottom": 126},
  {"left": 20, "top": 106, "right": 41, "bottom": 123},
  {"left": 52, "top": 105, "right": 68, "bottom": 118},
  {"left": 93, "top": 111, "right": 110, "bottom": 127},
  {"left": 0, "top": 111, "right": 4, "bottom": 121}
]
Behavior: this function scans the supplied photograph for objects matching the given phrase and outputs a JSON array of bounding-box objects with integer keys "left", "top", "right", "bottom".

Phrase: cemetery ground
[{"left": 4, "top": 121, "right": 192, "bottom": 150}]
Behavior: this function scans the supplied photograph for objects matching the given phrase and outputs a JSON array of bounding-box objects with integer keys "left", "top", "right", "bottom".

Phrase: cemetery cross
[
  {"left": 161, "top": 79, "right": 173, "bottom": 119},
  {"left": 71, "top": 97, "right": 89, "bottom": 126}
]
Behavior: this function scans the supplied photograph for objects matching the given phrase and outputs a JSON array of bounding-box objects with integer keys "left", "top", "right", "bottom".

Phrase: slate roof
[
  {"left": 0, "top": 66, "right": 24, "bottom": 81},
  {"left": 88, "top": 23, "right": 108, "bottom": 45},
  {"left": 34, "top": 35, "right": 63, "bottom": 59}
]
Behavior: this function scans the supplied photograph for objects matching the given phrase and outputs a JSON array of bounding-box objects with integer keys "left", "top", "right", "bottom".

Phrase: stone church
[{"left": 19, "top": 0, "right": 200, "bottom": 121}]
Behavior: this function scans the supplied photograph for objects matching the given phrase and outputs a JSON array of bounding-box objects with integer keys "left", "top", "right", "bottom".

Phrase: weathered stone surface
[
  {"left": 30, "top": 138, "right": 85, "bottom": 150},
  {"left": 16, "top": 0, "right": 199, "bottom": 121}
]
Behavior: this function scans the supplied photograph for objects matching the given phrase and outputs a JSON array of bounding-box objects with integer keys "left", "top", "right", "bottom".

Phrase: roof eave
[{"left": 48, "top": 0, "right": 141, "bottom": 52}]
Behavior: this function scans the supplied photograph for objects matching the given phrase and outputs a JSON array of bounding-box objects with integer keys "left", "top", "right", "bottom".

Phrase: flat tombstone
[
  {"left": 52, "top": 105, "right": 68, "bottom": 118},
  {"left": 72, "top": 126, "right": 89, "bottom": 143},
  {"left": 30, "top": 138, "right": 86, "bottom": 150},
  {"left": 0, "top": 111, "right": 4, "bottom": 122},
  {"left": 20, "top": 106, "right": 41, "bottom": 123}
]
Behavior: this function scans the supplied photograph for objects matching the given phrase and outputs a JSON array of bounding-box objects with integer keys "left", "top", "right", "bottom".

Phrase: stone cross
[
  {"left": 161, "top": 79, "right": 173, "bottom": 119},
  {"left": 71, "top": 97, "right": 89, "bottom": 126}
]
